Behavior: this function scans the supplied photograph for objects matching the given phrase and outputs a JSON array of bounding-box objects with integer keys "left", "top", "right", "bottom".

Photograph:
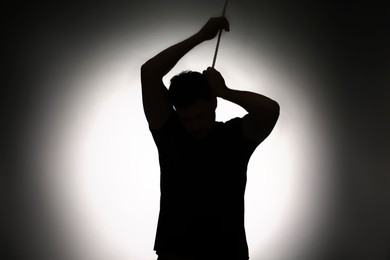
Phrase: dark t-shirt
[{"left": 150, "top": 112, "right": 261, "bottom": 259}]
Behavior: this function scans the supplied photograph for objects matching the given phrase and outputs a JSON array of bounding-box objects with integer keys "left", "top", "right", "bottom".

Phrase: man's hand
[
  {"left": 203, "top": 67, "right": 229, "bottom": 97},
  {"left": 197, "top": 17, "right": 230, "bottom": 41},
  {"left": 203, "top": 66, "right": 280, "bottom": 142}
]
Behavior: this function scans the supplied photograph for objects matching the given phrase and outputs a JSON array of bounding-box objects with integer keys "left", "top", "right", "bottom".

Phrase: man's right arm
[{"left": 140, "top": 17, "right": 230, "bottom": 130}]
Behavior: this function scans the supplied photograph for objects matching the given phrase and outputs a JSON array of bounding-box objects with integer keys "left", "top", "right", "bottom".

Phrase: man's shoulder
[
  {"left": 213, "top": 117, "right": 244, "bottom": 139},
  {"left": 217, "top": 116, "right": 243, "bottom": 130},
  {"left": 223, "top": 116, "right": 243, "bottom": 125},
  {"left": 149, "top": 111, "right": 183, "bottom": 143},
  {"left": 150, "top": 111, "right": 180, "bottom": 131},
  {"left": 217, "top": 115, "right": 262, "bottom": 146}
]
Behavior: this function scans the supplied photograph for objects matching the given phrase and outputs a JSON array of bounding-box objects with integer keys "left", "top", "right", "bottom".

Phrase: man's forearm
[
  {"left": 142, "top": 17, "right": 229, "bottom": 79},
  {"left": 203, "top": 66, "right": 279, "bottom": 118},
  {"left": 220, "top": 88, "right": 280, "bottom": 120},
  {"left": 142, "top": 33, "right": 203, "bottom": 79}
]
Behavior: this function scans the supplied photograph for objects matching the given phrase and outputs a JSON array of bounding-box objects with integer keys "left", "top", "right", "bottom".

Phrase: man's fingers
[
  {"left": 206, "top": 67, "right": 219, "bottom": 74},
  {"left": 203, "top": 67, "right": 212, "bottom": 77},
  {"left": 216, "top": 17, "right": 230, "bottom": 31},
  {"left": 222, "top": 17, "right": 230, "bottom": 31},
  {"left": 199, "top": 17, "right": 230, "bottom": 41}
]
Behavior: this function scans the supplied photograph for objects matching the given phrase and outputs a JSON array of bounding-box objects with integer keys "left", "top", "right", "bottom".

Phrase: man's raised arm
[
  {"left": 203, "top": 67, "right": 280, "bottom": 143},
  {"left": 140, "top": 17, "right": 229, "bottom": 130}
]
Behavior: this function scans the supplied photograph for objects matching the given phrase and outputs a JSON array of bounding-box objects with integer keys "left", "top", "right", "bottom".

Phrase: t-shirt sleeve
[
  {"left": 224, "top": 115, "right": 262, "bottom": 157},
  {"left": 149, "top": 112, "right": 180, "bottom": 147}
]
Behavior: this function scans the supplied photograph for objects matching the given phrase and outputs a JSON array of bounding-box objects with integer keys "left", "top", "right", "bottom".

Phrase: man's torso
[{"left": 150, "top": 112, "right": 260, "bottom": 258}]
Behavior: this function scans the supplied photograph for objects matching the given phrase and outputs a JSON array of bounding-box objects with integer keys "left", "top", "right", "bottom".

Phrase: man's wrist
[
  {"left": 216, "top": 86, "right": 233, "bottom": 99},
  {"left": 192, "top": 31, "right": 205, "bottom": 45}
]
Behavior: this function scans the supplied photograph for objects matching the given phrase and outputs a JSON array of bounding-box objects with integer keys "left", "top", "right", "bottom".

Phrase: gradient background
[{"left": 3, "top": 1, "right": 389, "bottom": 260}]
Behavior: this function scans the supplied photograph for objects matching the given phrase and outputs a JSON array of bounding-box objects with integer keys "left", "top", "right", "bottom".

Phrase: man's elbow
[
  {"left": 140, "top": 62, "right": 155, "bottom": 82},
  {"left": 270, "top": 100, "right": 280, "bottom": 125},
  {"left": 140, "top": 62, "right": 150, "bottom": 78},
  {"left": 262, "top": 101, "right": 279, "bottom": 138},
  {"left": 141, "top": 61, "right": 163, "bottom": 80}
]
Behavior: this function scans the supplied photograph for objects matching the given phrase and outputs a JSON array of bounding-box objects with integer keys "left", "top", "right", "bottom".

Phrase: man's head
[{"left": 169, "top": 71, "right": 217, "bottom": 140}]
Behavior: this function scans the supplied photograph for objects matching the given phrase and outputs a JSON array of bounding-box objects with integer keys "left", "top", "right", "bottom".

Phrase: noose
[{"left": 211, "top": 0, "right": 229, "bottom": 68}]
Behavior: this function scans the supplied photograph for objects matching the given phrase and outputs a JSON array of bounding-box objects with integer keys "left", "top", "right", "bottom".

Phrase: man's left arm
[{"left": 203, "top": 67, "right": 280, "bottom": 142}]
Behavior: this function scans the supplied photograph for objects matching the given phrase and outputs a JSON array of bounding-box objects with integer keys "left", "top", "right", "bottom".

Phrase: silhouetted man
[{"left": 141, "top": 17, "right": 279, "bottom": 260}]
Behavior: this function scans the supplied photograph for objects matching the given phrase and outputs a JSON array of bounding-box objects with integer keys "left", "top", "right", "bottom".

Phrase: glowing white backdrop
[{"left": 28, "top": 9, "right": 335, "bottom": 260}]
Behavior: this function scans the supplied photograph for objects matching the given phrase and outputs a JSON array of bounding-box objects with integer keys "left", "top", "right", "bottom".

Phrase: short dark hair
[{"left": 169, "top": 71, "right": 213, "bottom": 110}]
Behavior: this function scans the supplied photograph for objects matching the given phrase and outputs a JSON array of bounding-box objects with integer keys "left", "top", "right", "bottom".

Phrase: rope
[{"left": 211, "top": 0, "right": 229, "bottom": 68}]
